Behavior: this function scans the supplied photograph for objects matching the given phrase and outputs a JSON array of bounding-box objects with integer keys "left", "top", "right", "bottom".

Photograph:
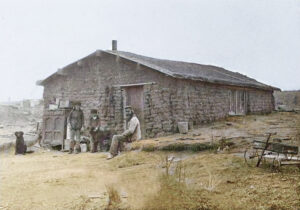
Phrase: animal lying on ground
[{"left": 15, "top": 131, "right": 27, "bottom": 155}]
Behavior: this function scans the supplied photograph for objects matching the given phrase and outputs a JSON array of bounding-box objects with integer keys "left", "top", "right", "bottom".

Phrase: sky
[{"left": 0, "top": 0, "right": 299, "bottom": 102}]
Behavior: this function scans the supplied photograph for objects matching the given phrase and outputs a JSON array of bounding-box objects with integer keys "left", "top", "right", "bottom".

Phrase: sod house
[{"left": 38, "top": 42, "right": 279, "bottom": 145}]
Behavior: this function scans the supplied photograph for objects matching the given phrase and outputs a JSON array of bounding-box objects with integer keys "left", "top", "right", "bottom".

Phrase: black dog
[{"left": 15, "top": 131, "right": 27, "bottom": 155}]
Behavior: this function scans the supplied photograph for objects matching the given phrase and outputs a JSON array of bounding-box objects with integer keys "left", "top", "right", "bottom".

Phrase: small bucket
[
  {"left": 178, "top": 122, "right": 188, "bottom": 134},
  {"left": 80, "top": 143, "right": 87, "bottom": 153}
]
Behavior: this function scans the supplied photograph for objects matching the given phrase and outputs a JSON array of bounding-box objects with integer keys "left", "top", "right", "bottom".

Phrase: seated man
[{"left": 107, "top": 106, "right": 141, "bottom": 159}]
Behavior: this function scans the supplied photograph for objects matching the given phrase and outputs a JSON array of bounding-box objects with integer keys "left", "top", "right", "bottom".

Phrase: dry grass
[
  {"left": 143, "top": 175, "right": 215, "bottom": 210},
  {"left": 202, "top": 169, "right": 222, "bottom": 192},
  {"left": 2, "top": 112, "right": 300, "bottom": 209},
  {"left": 105, "top": 184, "right": 123, "bottom": 210},
  {"left": 141, "top": 142, "right": 219, "bottom": 152},
  {"left": 110, "top": 151, "right": 160, "bottom": 169},
  {"left": 142, "top": 155, "right": 216, "bottom": 210},
  {"left": 2, "top": 150, "right": 300, "bottom": 210}
]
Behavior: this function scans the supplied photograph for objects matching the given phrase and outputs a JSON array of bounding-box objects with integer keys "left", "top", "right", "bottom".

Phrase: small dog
[{"left": 15, "top": 131, "right": 27, "bottom": 155}]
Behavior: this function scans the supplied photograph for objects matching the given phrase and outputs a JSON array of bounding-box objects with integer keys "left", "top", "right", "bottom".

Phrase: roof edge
[
  {"left": 37, "top": 49, "right": 280, "bottom": 91},
  {"left": 105, "top": 50, "right": 279, "bottom": 91}
]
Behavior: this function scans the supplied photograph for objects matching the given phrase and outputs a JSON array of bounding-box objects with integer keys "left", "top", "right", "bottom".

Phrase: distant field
[
  {"left": 0, "top": 104, "right": 42, "bottom": 143},
  {"left": 274, "top": 90, "right": 300, "bottom": 110}
]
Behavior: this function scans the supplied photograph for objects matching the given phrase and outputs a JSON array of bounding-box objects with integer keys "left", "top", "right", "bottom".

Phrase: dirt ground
[{"left": 1, "top": 112, "right": 300, "bottom": 210}]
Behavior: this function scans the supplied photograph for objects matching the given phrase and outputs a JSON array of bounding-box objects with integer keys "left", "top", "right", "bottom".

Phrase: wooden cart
[{"left": 244, "top": 133, "right": 300, "bottom": 168}]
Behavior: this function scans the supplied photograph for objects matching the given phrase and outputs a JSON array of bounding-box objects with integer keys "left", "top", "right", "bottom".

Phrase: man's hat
[
  {"left": 125, "top": 106, "right": 135, "bottom": 115},
  {"left": 90, "top": 109, "right": 98, "bottom": 114},
  {"left": 72, "top": 101, "right": 81, "bottom": 106}
]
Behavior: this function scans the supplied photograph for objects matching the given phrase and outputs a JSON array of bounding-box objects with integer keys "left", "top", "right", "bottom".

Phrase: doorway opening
[
  {"left": 122, "top": 85, "right": 145, "bottom": 138},
  {"left": 229, "top": 90, "right": 248, "bottom": 115}
]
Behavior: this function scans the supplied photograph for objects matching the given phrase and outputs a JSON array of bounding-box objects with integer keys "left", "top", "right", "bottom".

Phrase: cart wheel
[
  {"left": 263, "top": 157, "right": 267, "bottom": 165},
  {"left": 272, "top": 159, "right": 281, "bottom": 171},
  {"left": 272, "top": 158, "right": 275, "bottom": 168},
  {"left": 254, "top": 149, "right": 259, "bottom": 158}
]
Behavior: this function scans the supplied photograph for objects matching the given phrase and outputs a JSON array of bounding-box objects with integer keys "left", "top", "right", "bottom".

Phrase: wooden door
[
  {"left": 229, "top": 90, "right": 247, "bottom": 115},
  {"left": 236, "top": 91, "right": 243, "bottom": 115},
  {"left": 229, "top": 90, "right": 236, "bottom": 114},
  {"left": 124, "top": 86, "right": 144, "bottom": 137},
  {"left": 237, "top": 91, "right": 247, "bottom": 115}
]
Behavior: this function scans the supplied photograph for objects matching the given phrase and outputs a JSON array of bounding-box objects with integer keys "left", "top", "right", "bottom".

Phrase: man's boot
[
  {"left": 106, "top": 153, "right": 115, "bottom": 160},
  {"left": 74, "top": 143, "right": 81, "bottom": 154},
  {"left": 69, "top": 140, "right": 75, "bottom": 154},
  {"left": 92, "top": 140, "right": 98, "bottom": 153}
]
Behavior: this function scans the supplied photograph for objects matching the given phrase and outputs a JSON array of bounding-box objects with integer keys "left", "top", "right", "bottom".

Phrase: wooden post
[
  {"left": 256, "top": 133, "right": 273, "bottom": 167},
  {"left": 235, "top": 90, "right": 238, "bottom": 114},
  {"left": 121, "top": 89, "right": 127, "bottom": 131}
]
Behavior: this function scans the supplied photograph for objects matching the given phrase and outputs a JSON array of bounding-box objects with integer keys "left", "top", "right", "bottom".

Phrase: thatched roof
[{"left": 38, "top": 50, "right": 279, "bottom": 91}]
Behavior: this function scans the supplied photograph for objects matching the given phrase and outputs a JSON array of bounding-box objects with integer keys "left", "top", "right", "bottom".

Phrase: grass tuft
[
  {"left": 142, "top": 142, "right": 219, "bottom": 152},
  {"left": 141, "top": 144, "right": 156, "bottom": 152},
  {"left": 142, "top": 155, "right": 217, "bottom": 209},
  {"left": 105, "top": 184, "right": 123, "bottom": 210},
  {"left": 143, "top": 173, "right": 216, "bottom": 210}
]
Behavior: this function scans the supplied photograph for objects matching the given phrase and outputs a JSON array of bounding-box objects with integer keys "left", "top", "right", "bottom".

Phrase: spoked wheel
[
  {"left": 271, "top": 159, "right": 281, "bottom": 171},
  {"left": 244, "top": 148, "right": 259, "bottom": 165}
]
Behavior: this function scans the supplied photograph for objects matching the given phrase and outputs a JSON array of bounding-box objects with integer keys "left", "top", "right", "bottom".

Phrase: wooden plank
[
  {"left": 252, "top": 141, "right": 298, "bottom": 155},
  {"left": 280, "top": 161, "right": 300, "bottom": 165}
]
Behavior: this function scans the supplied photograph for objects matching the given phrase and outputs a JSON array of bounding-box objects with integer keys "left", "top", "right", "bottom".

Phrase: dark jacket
[
  {"left": 89, "top": 114, "right": 100, "bottom": 129},
  {"left": 68, "top": 109, "right": 84, "bottom": 130}
]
